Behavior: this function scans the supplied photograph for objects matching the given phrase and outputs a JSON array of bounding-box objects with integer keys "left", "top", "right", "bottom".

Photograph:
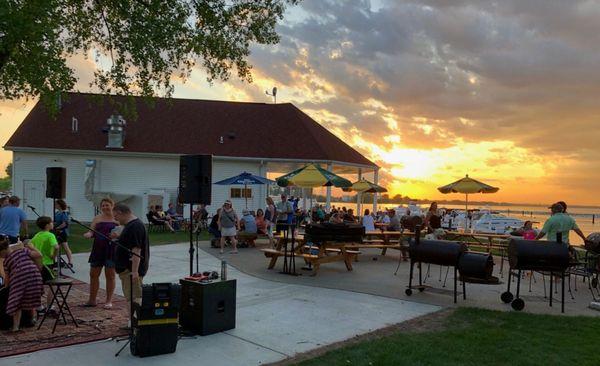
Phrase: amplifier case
[
  {"left": 130, "top": 283, "right": 180, "bottom": 357},
  {"left": 179, "top": 279, "right": 236, "bottom": 336}
]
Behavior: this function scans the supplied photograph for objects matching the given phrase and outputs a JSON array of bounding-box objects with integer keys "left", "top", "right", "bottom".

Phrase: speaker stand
[{"left": 189, "top": 205, "right": 195, "bottom": 276}]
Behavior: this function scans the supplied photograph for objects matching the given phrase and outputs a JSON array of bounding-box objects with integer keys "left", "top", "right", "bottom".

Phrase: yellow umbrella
[
  {"left": 276, "top": 164, "right": 352, "bottom": 188},
  {"left": 438, "top": 174, "right": 499, "bottom": 230},
  {"left": 342, "top": 178, "right": 388, "bottom": 193}
]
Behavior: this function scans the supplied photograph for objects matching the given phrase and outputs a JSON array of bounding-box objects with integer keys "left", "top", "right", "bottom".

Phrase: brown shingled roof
[{"left": 4, "top": 92, "right": 375, "bottom": 167}]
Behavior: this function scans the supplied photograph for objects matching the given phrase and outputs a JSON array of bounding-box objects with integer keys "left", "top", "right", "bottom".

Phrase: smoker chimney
[{"left": 106, "top": 114, "right": 126, "bottom": 148}]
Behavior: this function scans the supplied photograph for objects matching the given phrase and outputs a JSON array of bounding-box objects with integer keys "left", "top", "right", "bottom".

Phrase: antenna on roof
[{"left": 265, "top": 87, "right": 277, "bottom": 104}]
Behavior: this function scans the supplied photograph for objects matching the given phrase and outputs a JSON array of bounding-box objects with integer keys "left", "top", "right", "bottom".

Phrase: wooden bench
[{"left": 260, "top": 248, "right": 319, "bottom": 269}]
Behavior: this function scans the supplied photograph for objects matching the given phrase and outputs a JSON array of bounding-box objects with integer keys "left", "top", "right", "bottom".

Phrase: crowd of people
[
  {"left": 0, "top": 196, "right": 149, "bottom": 332},
  {"left": 0, "top": 188, "right": 593, "bottom": 332}
]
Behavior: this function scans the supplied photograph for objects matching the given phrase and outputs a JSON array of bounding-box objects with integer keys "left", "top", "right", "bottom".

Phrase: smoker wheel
[
  {"left": 592, "top": 278, "right": 598, "bottom": 288},
  {"left": 511, "top": 298, "right": 525, "bottom": 311},
  {"left": 418, "top": 287, "right": 425, "bottom": 292},
  {"left": 405, "top": 289, "right": 413, "bottom": 296},
  {"left": 501, "top": 291, "right": 514, "bottom": 303}
]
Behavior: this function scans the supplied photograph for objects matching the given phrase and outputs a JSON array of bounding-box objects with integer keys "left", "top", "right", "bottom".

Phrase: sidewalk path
[{"left": 3, "top": 243, "right": 440, "bottom": 366}]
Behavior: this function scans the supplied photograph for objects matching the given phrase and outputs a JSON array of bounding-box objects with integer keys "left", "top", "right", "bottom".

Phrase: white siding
[{"left": 12, "top": 151, "right": 266, "bottom": 222}]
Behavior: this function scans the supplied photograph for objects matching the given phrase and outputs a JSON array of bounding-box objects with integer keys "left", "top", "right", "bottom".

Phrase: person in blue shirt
[
  {"left": 54, "top": 199, "right": 73, "bottom": 266},
  {"left": 0, "top": 196, "right": 28, "bottom": 243}
]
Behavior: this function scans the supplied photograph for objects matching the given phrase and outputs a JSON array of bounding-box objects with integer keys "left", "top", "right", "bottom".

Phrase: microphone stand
[{"left": 70, "top": 217, "right": 143, "bottom": 357}]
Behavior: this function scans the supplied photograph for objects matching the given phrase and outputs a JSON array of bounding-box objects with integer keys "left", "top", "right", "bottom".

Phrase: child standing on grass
[
  {"left": 0, "top": 237, "right": 44, "bottom": 332},
  {"left": 30, "top": 216, "right": 58, "bottom": 310}
]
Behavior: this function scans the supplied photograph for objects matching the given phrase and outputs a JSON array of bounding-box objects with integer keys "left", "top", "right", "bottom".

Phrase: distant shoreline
[{"left": 319, "top": 199, "right": 600, "bottom": 209}]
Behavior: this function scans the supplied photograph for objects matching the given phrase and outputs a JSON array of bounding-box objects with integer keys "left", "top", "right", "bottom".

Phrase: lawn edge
[{"left": 265, "top": 308, "right": 454, "bottom": 366}]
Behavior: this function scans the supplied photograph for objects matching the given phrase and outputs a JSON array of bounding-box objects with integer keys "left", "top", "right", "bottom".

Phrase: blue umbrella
[{"left": 214, "top": 172, "right": 275, "bottom": 208}]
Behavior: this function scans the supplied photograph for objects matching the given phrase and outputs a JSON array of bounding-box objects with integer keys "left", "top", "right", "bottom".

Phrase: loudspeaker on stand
[
  {"left": 46, "top": 167, "right": 66, "bottom": 199},
  {"left": 179, "top": 155, "right": 212, "bottom": 204}
]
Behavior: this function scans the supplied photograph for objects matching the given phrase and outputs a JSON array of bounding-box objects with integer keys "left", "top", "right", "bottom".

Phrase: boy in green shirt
[{"left": 31, "top": 216, "right": 58, "bottom": 309}]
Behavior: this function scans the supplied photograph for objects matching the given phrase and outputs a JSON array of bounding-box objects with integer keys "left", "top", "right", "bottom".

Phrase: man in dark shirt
[{"left": 113, "top": 203, "right": 149, "bottom": 318}]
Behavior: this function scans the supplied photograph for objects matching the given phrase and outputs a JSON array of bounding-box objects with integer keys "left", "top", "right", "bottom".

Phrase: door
[{"left": 23, "top": 180, "right": 45, "bottom": 218}]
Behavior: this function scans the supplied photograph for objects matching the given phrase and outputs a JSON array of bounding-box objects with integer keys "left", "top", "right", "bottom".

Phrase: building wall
[{"left": 12, "top": 151, "right": 265, "bottom": 222}]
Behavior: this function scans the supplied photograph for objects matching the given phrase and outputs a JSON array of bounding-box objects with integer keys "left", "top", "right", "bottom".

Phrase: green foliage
[
  {"left": 0, "top": 176, "right": 10, "bottom": 191},
  {"left": 297, "top": 308, "right": 600, "bottom": 366},
  {"left": 26, "top": 222, "right": 209, "bottom": 254},
  {"left": 0, "top": 0, "right": 299, "bottom": 113},
  {"left": 5, "top": 162, "right": 12, "bottom": 178}
]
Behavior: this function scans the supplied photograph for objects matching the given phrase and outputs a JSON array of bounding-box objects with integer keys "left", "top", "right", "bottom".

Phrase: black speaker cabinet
[
  {"left": 179, "top": 155, "right": 212, "bottom": 204},
  {"left": 179, "top": 279, "right": 236, "bottom": 336},
  {"left": 130, "top": 283, "right": 180, "bottom": 357},
  {"left": 46, "top": 167, "right": 66, "bottom": 199}
]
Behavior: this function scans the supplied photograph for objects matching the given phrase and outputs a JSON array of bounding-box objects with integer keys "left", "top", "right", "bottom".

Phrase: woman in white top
[{"left": 362, "top": 209, "right": 375, "bottom": 231}]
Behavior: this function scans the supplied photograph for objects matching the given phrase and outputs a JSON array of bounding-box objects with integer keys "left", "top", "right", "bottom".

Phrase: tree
[
  {"left": 5, "top": 162, "right": 11, "bottom": 178},
  {"left": 0, "top": 0, "right": 299, "bottom": 112}
]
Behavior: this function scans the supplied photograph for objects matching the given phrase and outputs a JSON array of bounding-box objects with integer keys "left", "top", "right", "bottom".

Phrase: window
[{"left": 231, "top": 188, "right": 252, "bottom": 198}]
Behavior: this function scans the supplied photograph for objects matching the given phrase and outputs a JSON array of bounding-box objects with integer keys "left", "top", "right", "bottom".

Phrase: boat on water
[{"left": 441, "top": 209, "right": 525, "bottom": 235}]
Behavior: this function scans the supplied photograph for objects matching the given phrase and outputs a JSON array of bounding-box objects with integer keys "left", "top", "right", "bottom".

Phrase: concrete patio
[
  {"left": 213, "top": 240, "right": 600, "bottom": 317},
  {"left": 3, "top": 243, "right": 440, "bottom": 366}
]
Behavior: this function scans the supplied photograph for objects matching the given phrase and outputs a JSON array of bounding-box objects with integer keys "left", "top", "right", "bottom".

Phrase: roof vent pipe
[{"left": 106, "top": 114, "right": 126, "bottom": 148}]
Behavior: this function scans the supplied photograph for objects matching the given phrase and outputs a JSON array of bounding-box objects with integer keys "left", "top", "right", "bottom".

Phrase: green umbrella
[{"left": 276, "top": 164, "right": 352, "bottom": 188}]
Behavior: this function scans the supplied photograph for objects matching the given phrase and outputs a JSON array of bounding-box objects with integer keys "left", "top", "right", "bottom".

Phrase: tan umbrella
[
  {"left": 438, "top": 174, "right": 499, "bottom": 230},
  {"left": 342, "top": 178, "right": 388, "bottom": 193}
]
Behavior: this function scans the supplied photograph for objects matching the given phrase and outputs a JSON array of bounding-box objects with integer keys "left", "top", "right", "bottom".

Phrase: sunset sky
[{"left": 2, "top": 0, "right": 600, "bottom": 206}]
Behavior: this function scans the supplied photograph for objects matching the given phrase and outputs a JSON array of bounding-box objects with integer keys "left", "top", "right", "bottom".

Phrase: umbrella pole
[
  {"left": 465, "top": 193, "right": 469, "bottom": 232},
  {"left": 245, "top": 182, "right": 248, "bottom": 209}
]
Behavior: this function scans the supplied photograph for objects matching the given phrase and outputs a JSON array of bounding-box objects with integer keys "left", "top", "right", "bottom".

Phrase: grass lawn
[
  {"left": 296, "top": 307, "right": 600, "bottom": 366},
  {"left": 26, "top": 222, "right": 210, "bottom": 254}
]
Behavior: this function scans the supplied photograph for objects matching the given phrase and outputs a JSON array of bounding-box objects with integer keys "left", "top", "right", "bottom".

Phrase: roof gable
[{"left": 5, "top": 93, "right": 375, "bottom": 167}]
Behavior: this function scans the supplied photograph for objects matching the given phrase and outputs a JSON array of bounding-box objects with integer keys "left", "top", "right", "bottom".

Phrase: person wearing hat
[
  {"left": 218, "top": 200, "right": 239, "bottom": 254},
  {"left": 535, "top": 203, "right": 587, "bottom": 244}
]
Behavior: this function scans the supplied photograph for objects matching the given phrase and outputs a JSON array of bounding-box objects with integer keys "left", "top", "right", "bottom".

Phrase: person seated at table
[
  {"left": 156, "top": 205, "right": 175, "bottom": 226},
  {"left": 238, "top": 209, "right": 258, "bottom": 247},
  {"left": 147, "top": 206, "right": 175, "bottom": 233},
  {"left": 0, "top": 238, "right": 44, "bottom": 331},
  {"left": 317, "top": 205, "right": 325, "bottom": 222},
  {"left": 520, "top": 221, "right": 537, "bottom": 240},
  {"left": 343, "top": 209, "right": 357, "bottom": 223},
  {"left": 329, "top": 212, "right": 344, "bottom": 224},
  {"left": 387, "top": 210, "right": 401, "bottom": 231},
  {"left": 362, "top": 209, "right": 375, "bottom": 231},
  {"left": 165, "top": 203, "right": 184, "bottom": 230},
  {"left": 255, "top": 209, "right": 267, "bottom": 235},
  {"left": 311, "top": 206, "right": 319, "bottom": 223},
  {"left": 379, "top": 211, "right": 391, "bottom": 225}
]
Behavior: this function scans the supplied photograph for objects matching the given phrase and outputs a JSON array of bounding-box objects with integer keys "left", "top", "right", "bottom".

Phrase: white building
[{"left": 5, "top": 93, "right": 378, "bottom": 222}]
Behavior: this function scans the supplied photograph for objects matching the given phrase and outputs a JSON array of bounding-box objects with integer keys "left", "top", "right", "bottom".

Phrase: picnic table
[
  {"left": 260, "top": 234, "right": 360, "bottom": 276},
  {"left": 443, "top": 231, "right": 511, "bottom": 274},
  {"left": 443, "top": 231, "right": 510, "bottom": 252},
  {"left": 362, "top": 230, "right": 415, "bottom": 256}
]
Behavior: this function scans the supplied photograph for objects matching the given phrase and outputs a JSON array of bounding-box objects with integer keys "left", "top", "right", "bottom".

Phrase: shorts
[
  {"left": 41, "top": 266, "right": 55, "bottom": 282},
  {"left": 90, "top": 259, "right": 115, "bottom": 268},
  {"left": 221, "top": 226, "right": 237, "bottom": 237},
  {"left": 118, "top": 271, "right": 143, "bottom": 305},
  {"left": 55, "top": 231, "right": 68, "bottom": 243}
]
